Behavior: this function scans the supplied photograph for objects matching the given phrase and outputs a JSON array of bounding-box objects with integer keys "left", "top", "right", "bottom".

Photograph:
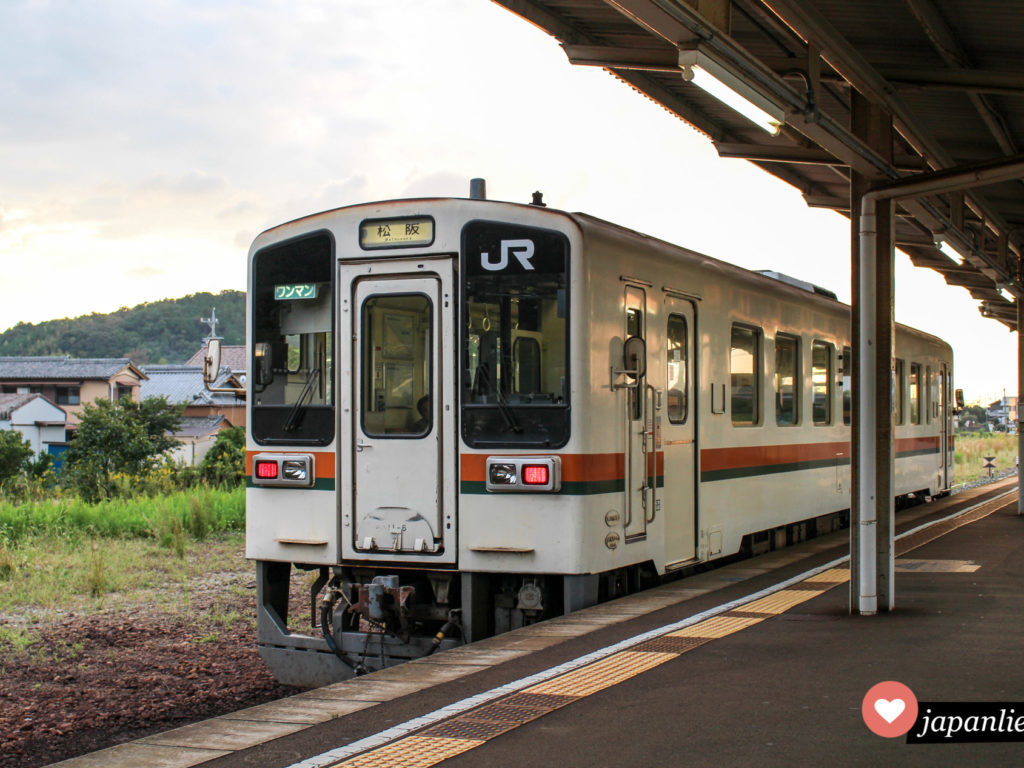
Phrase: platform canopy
[{"left": 493, "top": 0, "right": 1024, "bottom": 327}]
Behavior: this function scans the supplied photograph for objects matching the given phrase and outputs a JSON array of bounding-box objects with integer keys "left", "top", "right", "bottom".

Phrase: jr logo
[{"left": 480, "top": 239, "right": 535, "bottom": 271}]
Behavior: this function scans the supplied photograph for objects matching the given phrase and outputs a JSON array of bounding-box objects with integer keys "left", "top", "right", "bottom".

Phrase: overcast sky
[{"left": 0, "top": 0, "right": 1016, "bottom": 402}]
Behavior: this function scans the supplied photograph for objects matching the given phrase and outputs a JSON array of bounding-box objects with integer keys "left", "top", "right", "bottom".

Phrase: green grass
[
  {"left": 0, "top": 486, "right": 244, "bottom": 544},
  {"left": 954, "top": 431, "right": 1018, "bottom": 485}
]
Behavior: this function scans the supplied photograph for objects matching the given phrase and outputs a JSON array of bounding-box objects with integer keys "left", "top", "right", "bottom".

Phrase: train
[{"left": 229, "top": 187, "right": 955, "bottom": 687}]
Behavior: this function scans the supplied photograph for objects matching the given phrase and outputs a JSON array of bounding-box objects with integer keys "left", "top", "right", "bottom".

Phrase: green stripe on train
[{"left": 245, "top": 477, "right": 336, "bottom": 491}]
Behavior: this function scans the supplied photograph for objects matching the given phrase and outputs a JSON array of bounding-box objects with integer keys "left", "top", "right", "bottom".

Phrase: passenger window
[
  {"left": 812, "top": 341, "right": 833, "bottom": 425},
  {"left": 731, "top": 324, "right": 761, "bottom": 426},
  {"left": 894, "top": 359, "right": 905, "bottom": 425},
  {"left": 666, "top": 314, "right": 688, "bottom": 424},
  {"left": 841, "top": 346, "right": 852, "bottom": 426},
  {"left": 909, "top": 363, "right": 921, "bottom": 424},
  {"left": 775, "top": 334, "right": 799, "bottom": 426}
]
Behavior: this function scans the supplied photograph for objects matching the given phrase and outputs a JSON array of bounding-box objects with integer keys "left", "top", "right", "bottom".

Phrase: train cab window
[
  {"left": 730, "top": 324, "right": 761, "bottom": 426},
  {"left": 894, "top": 359, "right": 905, "bottom": 424},
  {"left": 841, "top": 346, "right": 852, "bottom": 426},
  {"left": 667, "top": 314, "right": 689, "bottom": 424},
  {"left": 461, "top": 221, "right": 570, "bottom": 448},
  {"left": 812, "top": 341, "right": 833, "bottom": 425},
  {"left": 774, "top": 334, "right": 799, "bottom": 426},
  {"left": 909, "top": 363, "right": 922, "bottom": 424},
  {"left": 250, "top": 232, "right": 334, "bottom": 446},
  {"left": 361, "top": 294, "right": 432, "bottom": 437}
]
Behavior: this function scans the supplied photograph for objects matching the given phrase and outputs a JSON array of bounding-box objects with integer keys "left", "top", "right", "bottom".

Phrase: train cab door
[
  {"left": 662, "top": 296, "right": 697, "bottom": 565},
  {"left": 623, "top": 285, "right": 650, "bottom": 541},
  {"left": 341, "top": 258, "right": 457, "bottom": 564}
]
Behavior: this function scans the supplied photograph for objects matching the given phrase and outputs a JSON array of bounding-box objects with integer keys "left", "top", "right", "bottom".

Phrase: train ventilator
[{"left": 214, "top": 185, "right": 956, "bottom": 687}]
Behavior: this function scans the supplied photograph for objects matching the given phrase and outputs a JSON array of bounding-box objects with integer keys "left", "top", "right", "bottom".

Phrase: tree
[
  {"left": 0, "top": 430, "right": 33, "bottom": 487},
  {"left": 64, "top": 396, "right": 184, "bottom": 501}
]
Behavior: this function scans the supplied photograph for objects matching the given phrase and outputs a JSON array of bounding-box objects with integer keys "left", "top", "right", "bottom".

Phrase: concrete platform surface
[{"left": 51, "top": 478, "right": 1022, "bottom": 768}]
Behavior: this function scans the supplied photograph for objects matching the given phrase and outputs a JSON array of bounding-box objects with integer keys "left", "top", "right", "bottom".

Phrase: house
[
  {"left": 987, "top": 395, "right": 1019, "bottom": 431},
  {"left": 165, "top": 414, "right": 232, "bottom": 466},
  {"left": 0, "top": 357, "right": 147, "bottom": 427},
  {"left": 0, "top": 392, "right": 68, "bottom": 459},
  {"left": 141, "top": 360, "right": 245, "bottom": 427},
  {"left": 141, "top": 345, "right": 246, "bottom": 466}
]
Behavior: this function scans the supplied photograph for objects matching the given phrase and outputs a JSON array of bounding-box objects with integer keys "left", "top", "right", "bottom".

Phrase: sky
[{"left": 0, "top": 0, "right": 1017, "bottom": 404}]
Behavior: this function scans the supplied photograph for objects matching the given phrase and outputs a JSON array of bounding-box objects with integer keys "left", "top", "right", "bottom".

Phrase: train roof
[{"left": 257, "top": 195, "right": 950, "bottom": 351}]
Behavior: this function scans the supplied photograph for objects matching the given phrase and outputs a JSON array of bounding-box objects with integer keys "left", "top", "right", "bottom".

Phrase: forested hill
[{"left": 0, "top": 291, "right": 245, "bottom": 365}]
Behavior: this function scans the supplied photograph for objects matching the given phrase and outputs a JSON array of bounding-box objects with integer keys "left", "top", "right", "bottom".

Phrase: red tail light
[
  {"left": 522, "top": 465, "right": 549, "bottom": 485},
  {"left": 255, "top": 460, "right": 279, "bottom": 479}
]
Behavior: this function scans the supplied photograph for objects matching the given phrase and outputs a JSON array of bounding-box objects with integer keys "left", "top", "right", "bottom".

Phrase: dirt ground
[{"left": 0, "top": 560, "right": 301, "bottom": 768}]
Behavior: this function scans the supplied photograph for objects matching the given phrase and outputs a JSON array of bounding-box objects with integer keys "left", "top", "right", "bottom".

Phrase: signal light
[
  {"left": 256, "top": 461, "right": 279, "bottom": 479},
  {"left": 522, "top": 465, "right": 549, "bottom": 485}
]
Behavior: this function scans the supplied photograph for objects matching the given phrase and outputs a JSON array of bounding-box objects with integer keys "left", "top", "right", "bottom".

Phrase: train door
[
  {"left": 623, "top": 284, "right": 650, "bottom": 541},
  {"left": 341, "top": 258, "right": 457, "bottom": 563},
  {"left": 662, "top": 297, "right": 697, "bottom": 565}
]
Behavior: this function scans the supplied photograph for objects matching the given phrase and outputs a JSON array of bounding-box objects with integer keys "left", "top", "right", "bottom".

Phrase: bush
[
  {"left": 0, "top": 431, "right": 33, "bottom": 488},
  {"left": 200, "top": 427, "right": 245, "bottom": 487}
]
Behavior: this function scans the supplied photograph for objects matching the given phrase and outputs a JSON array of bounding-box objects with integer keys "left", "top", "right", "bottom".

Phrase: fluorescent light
[
  {"left": 1000, "top": 288, "right": 1015, "bottom": 302},
  {"left": 936, "top": 239, "right": 965, "bottom": 265},
  {"left": 679, "top": 48, "right": 785, "bottom": 136}
]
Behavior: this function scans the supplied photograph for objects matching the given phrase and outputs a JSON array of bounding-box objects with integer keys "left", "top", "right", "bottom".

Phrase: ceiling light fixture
[
  {"left": 678, "top": 47, "right": 785, "bottom": 136},
  {"left": 935, "top": 238, "right": 966, "bottom": 265}
]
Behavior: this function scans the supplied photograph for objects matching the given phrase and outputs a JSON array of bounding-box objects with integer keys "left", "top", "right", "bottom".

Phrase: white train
[{"left": 237, "top": 191, "right": 955, "bottom": 687}]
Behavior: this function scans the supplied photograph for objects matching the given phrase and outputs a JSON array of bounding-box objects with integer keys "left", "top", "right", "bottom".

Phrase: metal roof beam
[
  {"left": 879, "top": 67, "right": 1024, "bottom": 97},
  {"left": 759, "top": 0, "right": 1021, "bottom": 281},
  {"left": 902, "top": 0, "right": 1019, "bottom": 155}
]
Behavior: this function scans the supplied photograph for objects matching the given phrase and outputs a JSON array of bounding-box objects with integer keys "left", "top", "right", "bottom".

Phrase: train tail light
[
  {"left": 522, "top": 464, "right": 550, "bottom": 486},
  {"left": 256, "top": 460, "right": 279, "bottom": 480},
  {"left": 484, "top": 456, "right": 560, "bottom": 492}
]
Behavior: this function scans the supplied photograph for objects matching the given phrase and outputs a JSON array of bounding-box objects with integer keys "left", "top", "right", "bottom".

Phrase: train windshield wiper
[{"left": 284, "top": 368, "right": 320, "bottom": 432}]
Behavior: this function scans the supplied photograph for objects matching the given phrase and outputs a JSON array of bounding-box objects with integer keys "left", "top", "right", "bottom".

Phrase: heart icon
[{"left": 874, "top": 698, "right": 906, "bottom": 724}]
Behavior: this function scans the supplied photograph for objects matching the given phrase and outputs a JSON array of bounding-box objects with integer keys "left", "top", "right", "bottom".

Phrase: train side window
[
  {"left": 731, "top": 324, "right": 761, "bottom": 426},
  {"left": 812, "top": 340, "right": 833, "bottom": 425},
  {"left": 841, "top": 346, "right": 852, "bottom": 426},
  {"left": 894, "top": 359, "right": 905, "bottom": 424},
  {"left": 909, "top": 363, "right": 921, "bottom": 424},
  {"left": 666, "top": 314, "right": 689, "bottom": 424},
  {"left": 775, "top": 333, "right": 799, "bottom": 426}
]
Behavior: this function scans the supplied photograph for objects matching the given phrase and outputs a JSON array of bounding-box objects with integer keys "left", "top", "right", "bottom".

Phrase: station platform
[{"left": 54, "top": 476, "right": 1023, "bottom": 768}]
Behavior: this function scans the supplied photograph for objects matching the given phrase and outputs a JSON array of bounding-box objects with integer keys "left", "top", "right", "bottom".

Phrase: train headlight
[
  {"left": 485, "top": 457, "right": 561, "bottom": 493},
  {"left": 488, "top": 463, "right": 517, "bottom": 485},
  {"left": 282, "top": 460, "right": 309, "bottom": 482}
]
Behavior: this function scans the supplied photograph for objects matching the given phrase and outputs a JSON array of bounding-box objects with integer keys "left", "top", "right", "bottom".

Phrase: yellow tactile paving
[
  {"left": 668, "top": 613, "right": 766, "bottom": 638},
  {"left": 331, "top": 736, "right": 484, "bottom": 768},
  {"left": 739, "top": 588, "right": 822, "bottom": 616},
  {"left": 810, "top": 567, "right": 851, "bottom": 583},
  {"left": 524, "top": 651, "right": 677, "bottom": 698}
]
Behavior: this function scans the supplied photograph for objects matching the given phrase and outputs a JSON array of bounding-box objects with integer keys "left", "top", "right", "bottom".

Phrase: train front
[{"left": 243, "top": 198, "right": 582, "bottom": 687}]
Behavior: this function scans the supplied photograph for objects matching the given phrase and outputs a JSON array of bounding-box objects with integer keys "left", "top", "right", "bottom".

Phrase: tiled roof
[
  {"left": 174, "top": 415, "right": 229, "bottom": 438},
  {"left": 184, "top": 345, "right": 248, "bottom": 371},
  {"left": 0, "top": 356, "right": 146, "bottom": 381},
  {"left": 141, "top": 365, "right": 243, "bottom": 406}
]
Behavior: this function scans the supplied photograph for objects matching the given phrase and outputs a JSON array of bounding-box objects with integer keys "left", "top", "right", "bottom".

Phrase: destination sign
[
  {"left": 360, "top": 216, "right": 434, "bottom": 249},
  {"left": 274, "top": 283, "right": 318, "bottom": 301}
]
